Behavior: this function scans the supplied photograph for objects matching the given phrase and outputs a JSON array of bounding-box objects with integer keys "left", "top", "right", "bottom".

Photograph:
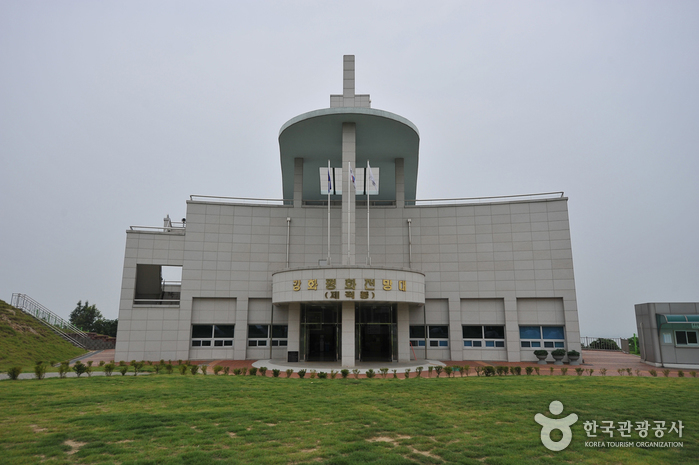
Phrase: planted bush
[
  {"left": 525, "top": 367, "right": 533, "bottom": 375},
  {"left": 223, "top": 367, "right": 230, "bottom": 375},
  {"left": 104, "top": 363, "right": 115, "bottom": 376},
  {"left": 560, "top": 368, "right": 568, "bottom": 376},
  {"left": 241, "top": 367, "right": 248, "bottom": 376},
  {"left": 318, "top": 372, "right": 327, "bottom": 379},
  {"left": 496, "top": 366, "right": 507, "bottom": 376},
  {"left": 189, "top": 365, "right": 199, "bottom": 375},
  {"left": 691, "top": 371, "right": 697, "bottom": 378},
  {"left": 352, "top": 369, "right": 359, "bottom": 379},
  {"left": 600, "top": 368, "right": 607, "bottom": 376},
  {"left": 444, "top": 366, "right": 453, "bottom": 378},
  {"left": 534, "top": 367, "right": 540, "bottom": 375},
  {"left": 513, "top": 366, "right": 522, "bottom": 375},
  {"left": 34, "top": 362, "right": 47, "bottom": 380},
  {"left": 392, "top": 369, "right": 398, "bottom": 378},
  {"left": 428, "top": 366, "right": 434, "bottom": 377},
  {"left": 649, "top": 369, "right": 657, "bottom": 377},
  {"left": 249, "top": 367, "right": 258, "bottom": 376},
  {"left": 330, "top": 370, "right": 338, "bottom": 379},
  {"left": 461, "top": 365, "right": 470, "bottom": 377},
  {"left": 416, "top": 367, "right": 423, "bottom": 378},
  {"left": 178, "top": 364, "right": 188, "bottom": 375},
  {"left": 483, "top": 366, "right": 496, "bottom": 377},
  {"left": 575, "top": 368, "right": 584, "bottom": 376},
  {"left": 259, "top": 367, "right": 268, "bottom": 377},
  {"left": 213, "top": 365, "right": 223, "bottom": 375},
  {"left": 309, "top": 370, "right": 316, "bottom": 379},
  {"left": 474, "top": 367, "right": 482, "bottom": 377},
  {"left": 340, "top": 369, "right": 349, "bottom": 379},
  {"left": 586, "top": 369, "right": 594, "bottom": 376},
  {"left": 272, "top": 369, "right": 281, "bottom": 378},
  {"left": 232, "top": 368, "right": 241, "bottom": 376},
  {"left": 153, "top": 364, "right": 162, "bottom": 374},
  {"left": 662, "top": 369, "right": 670, "bottom": 378},
  {"left": 7, "top": 366, "right": 22, "bottom": 380},
  {"left": 200, "top": 365, "right": 208, "bottom": 375},
  {"left": 73, "top": 361, "right": 87, "bottom": 378},
  {"left": 285, "top": 369, "right": 294, "bottom": 378},
  {"left": 366, "top": 369, "right": 375, "bottom": 379},
  {"left": 404, "top": 368, "right": 411, "bottom": 378},
  {"left": 678, "top": 370, "right": 685, "bottom": 378},
  {"left": 552, "top": 349, "right": 566, "bottom": 357},
  {"left": 119, "top": 366, "right": 129, "bottom": 376},
  {"left": 379, "top": 368, "right": 389, "bottom": 379},
  {"left": 297, "top": 369, "right": 306, "bottom": 379}
]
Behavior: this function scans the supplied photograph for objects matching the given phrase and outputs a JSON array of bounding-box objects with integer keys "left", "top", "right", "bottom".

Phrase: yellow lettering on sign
[
  {"left": 326, "top": 279, "right": 336, "bottom": 290},
  {"left": 360, "top": 291, "right": 369, "bottom": 299},
  {"left": 329, "top": 291, "right": 339, "bottom": 299},
  {"left": 399, "top": 280, "right": 406, "bottom": 292},
  {"left": 383, "top": 279, "right": 392, "bottom": 291},
  {"left": 364, "top": 278, "right": 375, "bottom": 290},
  {"left": 292, "top": 280, "right": 301, "bottom": 291},
  {"left": 345, "top": 291, "right": 355, "bottom": 299},
  {"left": 308, "top": 279, "right": 318, "bottom": 291},
  {"left": 345, "top": 279, "right": 356, "bottom": 290}
]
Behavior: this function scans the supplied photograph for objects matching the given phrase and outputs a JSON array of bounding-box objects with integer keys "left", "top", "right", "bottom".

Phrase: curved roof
[{"left": 278, "top": 107, "right": 420, "bottom": 202}]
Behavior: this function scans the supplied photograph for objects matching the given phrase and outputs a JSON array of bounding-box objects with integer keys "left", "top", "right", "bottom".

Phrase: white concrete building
[{"left": 115, "top": 56, "right": 582, "bottom": 366}]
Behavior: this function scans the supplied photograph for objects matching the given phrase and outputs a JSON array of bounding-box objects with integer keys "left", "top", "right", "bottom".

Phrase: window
[
  {"left": 248, "top": 324, "right": 288, "bottom": 347},
  {"left": 463, "top": 325, "right": 505, "bottom": 348},
  {"left": 520, "top": 325, "right": 565, "bottom": 349},
  {"left": 191, "top": 324, "right": 234, "bottom": 347},
  {"left": 410, "top": 325, "right": 448, "bottom": 348},
  {"left": 675, "top": 330, "right": 699, "bottom": 346}
]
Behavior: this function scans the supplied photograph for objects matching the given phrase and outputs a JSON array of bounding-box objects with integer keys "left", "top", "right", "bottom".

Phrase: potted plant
[
  {"left": 551, "top": 348, "right": 566, "bottom": 365},
  {"left": 567, "top": 350, "right": 580, "bottom": 365},
  {"left": 533, "top": 350, "right": 548, "bottom": 365}
]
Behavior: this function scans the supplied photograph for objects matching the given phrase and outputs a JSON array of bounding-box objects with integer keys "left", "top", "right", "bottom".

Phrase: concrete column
[
  {"left": 448, "top": 298, "right": 463, "bottom": 361},
  {"left": 343, "top": 55, "right": 355, "bottom": 99},
  {"left": 504, "top": 297, "right": 521, "bottom": 362},
  {"left": 395, "top": 157, "right": 405, "bottom": 208},
  {"left": 397, "top": 302, "right": 410, "bottom": 363},
  {"left": 341, "top": 301, "right": 355, "bottom": 367},
  {"left": 287, "top": 302, "right": 301, "bottom": 359},
  {"left": 293, "top": 158, "right": 303, "bottom": 208},
  {"left": 234, "top": 297, "right": 249, "bottom": 360},
  {"left": 341, "top": 123, "right": 356, "bottom": 265}
]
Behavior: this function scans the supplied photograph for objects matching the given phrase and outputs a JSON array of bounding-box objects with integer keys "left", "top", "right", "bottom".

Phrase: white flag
[
  {"left": 368, "top": 162, "right": 377, "bottom": 189},
  {"left": 349, "top": 162, "right": 356, "bottom": 189}
]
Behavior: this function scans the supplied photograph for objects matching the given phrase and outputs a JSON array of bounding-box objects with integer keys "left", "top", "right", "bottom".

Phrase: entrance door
[
  {"left": 360, "top": 324, "right": 391, "bottom": 362},
  {"left": 307, "top": 325, "right": 337, "bottom": 361}
]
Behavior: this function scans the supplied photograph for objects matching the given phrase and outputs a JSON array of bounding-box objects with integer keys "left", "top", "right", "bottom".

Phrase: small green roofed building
[{"left": 635, "top": 303, "right": 699, "bottom": 369}]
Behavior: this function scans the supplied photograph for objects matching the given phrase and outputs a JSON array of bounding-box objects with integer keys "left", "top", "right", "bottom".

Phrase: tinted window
[
  {"left": 462, "top": 326, "right": 483, "bottom": 339},
  {"left": 214, "top": 325, "right": 235, "bottom": 338},
  {"left": 410, "top": 326, "right": 426, "bottom": 338},
  {"left": 484, "top": 326, "right": 505, "bottom": 339},
  {"left": 519, "top": 326, "right": 541, "bottom": 339},
  {"left": 542, "top": 326, "right": 565, "bottom": 340},
  {"left": 192, "top": 325, "right": 213, "bottom": 338},
  {"left": 272, "top": 325, "right": 288, "bottom": 338},
  {"left": 248, "top": 325, "right": 268, "bottom": 338},
  {"left": 429, "top": 325, "right": 449, "bottom": 339}
]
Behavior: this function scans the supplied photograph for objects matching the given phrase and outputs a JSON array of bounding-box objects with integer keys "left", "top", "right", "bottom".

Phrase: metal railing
[
  {"left": 190, "top": 195, "right": 288, "bottom": 205},
  {"left": 580, "top": 336, "right": 623, "bottom": 351},
  {"left": 129, "top": 225, "right": 186, "bottom": 234},
  {"left": 410, "top": 192, "right": 565, "bottom": 206},
  {"left": 10, "top": 293, "right": 89, "bottom": 349}
]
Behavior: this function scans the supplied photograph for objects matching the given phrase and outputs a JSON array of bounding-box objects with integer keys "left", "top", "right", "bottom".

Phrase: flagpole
[
  {"left": 327, "top": 160, "right": 331, "bottom": 265},
  {"left": 367, "top": 160, "right": 370, "bottom": 265}
]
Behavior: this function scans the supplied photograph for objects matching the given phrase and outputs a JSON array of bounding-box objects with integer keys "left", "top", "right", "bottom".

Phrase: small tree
[
  {"left": 34, "top": 362, "right": 47, "bottom": 380},
  {"left": 7, "top": 366, "right": 22, "bottom": 380},
  {"left": 70, "top": 301, "right": 103, "bottom": 332},
  {"left": 73, "top": 361, "right": 87, "bottom": 377}
]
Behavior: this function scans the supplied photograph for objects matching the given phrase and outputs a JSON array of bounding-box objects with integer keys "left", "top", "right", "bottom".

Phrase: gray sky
[{"left": 1, "top": 1, "right": 697, "bottom": 338}]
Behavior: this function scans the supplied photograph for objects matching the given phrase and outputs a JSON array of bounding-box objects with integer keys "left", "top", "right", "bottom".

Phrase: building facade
[
  {"left": 115, "top": 56, "right": 582, "bottom": 366},
  {"left": 635, "top": 302, "right": 699, "bottom": 368}
]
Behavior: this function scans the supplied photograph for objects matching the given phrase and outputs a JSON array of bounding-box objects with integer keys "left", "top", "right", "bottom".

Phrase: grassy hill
[{"left": 0, "top": 299, "right": 87, "bottom": 370}]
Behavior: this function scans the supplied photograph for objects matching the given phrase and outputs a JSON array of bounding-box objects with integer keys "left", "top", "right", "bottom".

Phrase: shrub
[
  {"left": 272, "top": 369, "right": 280, "bottom": 378},
  {"left": 575, "top": 368, "right": 584, "bottom": 376},
  {"left": 462, "top": 365, "right": 470, "bottom": 377},
  {"left": 330, "top": 370, "right": 338, "bottom": 379},
  {"left": 513, "top": 366, "right": 522, "bottom": 375},
  {"left": 588, "top": 338, "right": 620, "bottom": 351},
  {"left": 549, "top": 367, "right": 554, "bottom": 375},
  {"left": 297, "top": 369, "right": 306, "bottom": 379},
  {"left": 552, "top": 349, "right": 566, "bottom": 357},
  {"left": 133, "top": 361, "right": 145, "bottom": 376},
  {"left": 259, "top": 367, "right": 267, "bottom": 377},
  {"left": 153, "top": 364, "right": 162, "bottom": 374},
  {"left": 444, "top": 366, "right": 453, "bottom": 378},
  {"left": 428, "top": 366, "right": 434, "bottom": 377},
  {"left": 213, "top": 365, "right": 223, "bottom": 375},
  {"left": 392, "top": 369, "right": 398, "bottom": 378},
  {"left": 352, "top": 369, "right": 359, "bottom": 379},
  {"left": 85, "top": 364, "right": 93, "bottom": 377},
  {"left": 649, "top": 369, "right": 657, "bottom": 377},
  {"left": 73, "top": 361, "right": 87, "bottom": 378},
  {"left": 567, "top": 350, "right": 580, "bottom": 357},
  {"left": 483, "top": 366, "right": 495, "bottom": 377},
  {"left": 309, "top": 370, "right": 316, "bottom": 379},
  {"left": 678, "top": 370, "right": 685, "bottom": 378},
  {"left": 249, "top": 367, "right": 258, "bottom": 376},
  {"left": 560, "top": 368, "right": 568, "bottom": 376},
  {"left": 586, "top": 369, "right": 594, "bottom": 376},
  {"left": 318, "top": 372, "right": 327, "bottom": 379},
  {"left": 7, "top": 366, "right": 22, "bottom": 380},
  {"left": 534, "top": 367, "right": 540, "bottom": 375},
  {"left": 496, "top": 366, "right": 507, "bottom": 376},
  {"left": 474, "top": 367, "right": 482, "bottom": 377},
  {"left": 435, "top": 366, "right": 443, "bottom": 377},
  {"left": 223, "top": 367, "right": 230, "bottom": 375},
  {"left": 525, "top": 367, "right": 533, "bottom": 375},
  {"left": 415, "top": 367, "right": 423, "bottom": 378},
  {"left": 617, "top": 368, "right": 624, "bottom": 376},
  {"left": 635, "top": 369, "right": 642, "bottom": 377},
  {"left": 599, "top": 368, "right": 607, "bottom": 376},
  {"left": 662, "top": 369, "right": 670, "bottom": 378},
  {"left": 625, "top": 368, "right": 632, "bottom": 376},
  {"left": 119, "top": 361, "right": 126, "bottom": 366},
  {"left": 34, "top": 362, "right": 47, "bottom": 380},
  {"left": 366, "top": 369, "right": 375, "bottom": 379},
  {"left": 340, "top": 369, "right": 349, "bottom": 379},
  {"left": 104, "top": 363, "right": 115, "bottom": 376},
  {"left": 189, "top": 365, "right": 199, "bottom": 375},
  {"left": 404, "top": 368, "right": 411, "bottom": 378},
  {"left": 533, "top": 350, "right": 548, "bottom": 357},
  {"left": 690, "top": 371, "right": 697, "bottom": 378},
  {"left": 200, "top": 365, "right": 208, "bottom": 375},
  {"left": 241, "top": 367, "right": 248, "bottom": 376},
  {"left": 87, "top": 360, "right": 93, "bottom": 367},
  {"left": 286, "top": 369, "right": 294, "bottom": 378},
  {"left": 379, "top": 368, "right": 389, "bottom": 379},
  {"left": 99, "top": 360, "right": 105, "bottom": 367},
  {"left": 119, "top": 366, "right": 129, "bottom": 376},
  {"left": 232, "top": 368, "right": 241, "bottom": 376}
]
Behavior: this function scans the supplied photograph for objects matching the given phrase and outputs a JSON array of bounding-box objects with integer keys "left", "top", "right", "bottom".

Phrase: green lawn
[{"left": 0, "top": 375, "right": 696, "bottom": 464}]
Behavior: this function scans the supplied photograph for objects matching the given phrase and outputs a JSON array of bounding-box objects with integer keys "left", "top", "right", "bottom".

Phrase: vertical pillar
[
  {"left": 342, "top": 123, "right": 356, "bottom": 265},
  {"left": 287, "top": 302, "right": 301, "bottom": 359},
  {"left": 504, "top": 297, "right": 521, "bottom": 362},
  {"left": 397, "top": 302, "right": 410, "bottom": 362},
  {"left": 448, "top": 298, "right": 463, "bottom": 362},
  {"left": 343, "top": 55, "right": 355, "bottom": 102},
  {"left": 341, "top": 301, "right": 355, "bottom": 367},
  {"left": 395, "top": 158, "right": 405, "bottom": 208},
  {"left": 234, "top": 297, "right": 249, "bottom": 360},
  {"left": 293, "top": 158, "right": 303, "bottom": 208}
]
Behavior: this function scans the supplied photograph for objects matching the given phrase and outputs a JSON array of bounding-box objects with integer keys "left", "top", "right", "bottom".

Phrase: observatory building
[{"left": 115, "top": 56, "right": 581, "bottom": 366}]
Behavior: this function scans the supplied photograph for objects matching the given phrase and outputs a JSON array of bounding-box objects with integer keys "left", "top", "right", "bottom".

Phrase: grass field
[
  {"left": 0, "top": 375, "right": 696, "bottom": 464},
  {"left": 0, "top": 300, "right": 87, "bottom": 371}
]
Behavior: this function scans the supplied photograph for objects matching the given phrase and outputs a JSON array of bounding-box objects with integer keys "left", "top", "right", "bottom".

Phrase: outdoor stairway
[{"left": 10, "top": 293, "right": 114, "bottom": 350}]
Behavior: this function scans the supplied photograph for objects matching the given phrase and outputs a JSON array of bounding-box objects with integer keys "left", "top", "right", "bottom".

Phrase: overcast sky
[{"left": 1, "top": 1, "right": 697, "bottom": 338}]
